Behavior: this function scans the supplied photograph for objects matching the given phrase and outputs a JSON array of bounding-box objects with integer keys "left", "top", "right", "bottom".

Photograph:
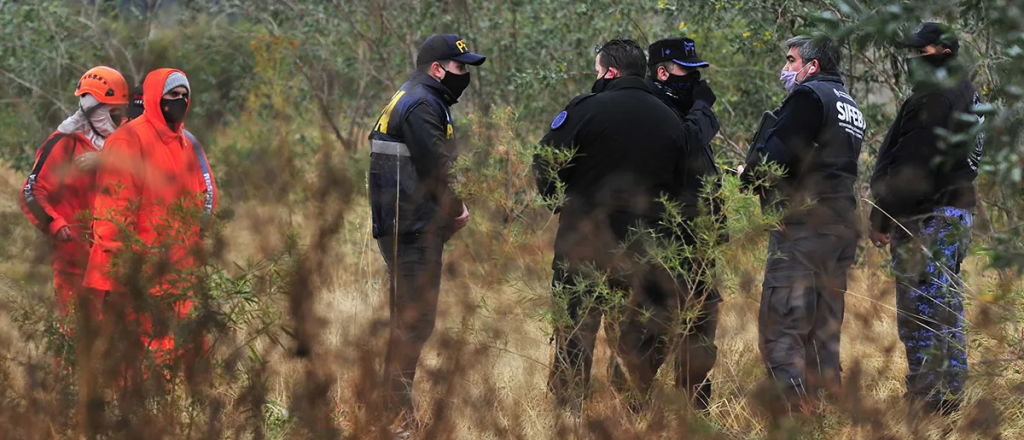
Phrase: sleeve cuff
[
  {"left": 48, "top": 217, "right": 69, "bottom": 236},
  {"left": 869, "top": 206, "right": 892, "bottom": 234}
]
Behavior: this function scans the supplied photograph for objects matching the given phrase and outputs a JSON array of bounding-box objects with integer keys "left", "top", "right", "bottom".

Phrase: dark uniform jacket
[
  {"left": 534, "top": 76, "right": 695, "bottom": 266},
  {"left": 742, "top": 71, "right": 865, "bottom": 227},
  {"left": 368, "top": 72, "right": 463, "bottom": 239},
  {"left": 644, "top": 76, "right": 723, "bottom": 236},
  {"left": 870, "top": 76, "right": 982, "bottom": 234}
]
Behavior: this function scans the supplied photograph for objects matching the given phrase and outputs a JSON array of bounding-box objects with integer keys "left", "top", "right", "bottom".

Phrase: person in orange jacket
[
  {"left": 126, "top": 82, "right": 212, "bottom": 205},
  {"left": 84, "top": 68, "right": 217, "bottom": 368},
  {"left": 21, "top": 66, "right": 129, "bottom": 318}
]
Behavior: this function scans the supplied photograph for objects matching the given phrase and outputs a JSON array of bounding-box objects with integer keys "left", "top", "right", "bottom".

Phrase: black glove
[{"left": 692, "top": 80, "right": 717, "bottom": 107}]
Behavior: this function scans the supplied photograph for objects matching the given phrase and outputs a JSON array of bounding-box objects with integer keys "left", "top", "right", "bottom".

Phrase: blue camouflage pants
[{"left": 890, "top": 207, "right": 973, "bottom": 413}]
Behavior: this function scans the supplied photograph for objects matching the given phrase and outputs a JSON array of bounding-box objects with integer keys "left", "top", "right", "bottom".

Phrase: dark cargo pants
[
  {"left": 548, "top": 260, "right": 720, "bottom": 413},
  {"left": 758, "top": 223, "right": 857, "bottom": 406},
  {"left": 611, "top": 261, "right": 721, "bottom": 411},
  {"left": 891, "top": 207, "right": 972, "bottom": 414},
  {"left": 377, "top": 231, "right": 444, "bottom": 422},
  {"left": 547, "top": 264, "right": 629, "bottom": 411}
]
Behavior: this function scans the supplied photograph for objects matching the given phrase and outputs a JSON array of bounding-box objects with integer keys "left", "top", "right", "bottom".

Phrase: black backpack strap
[{"left": 23, "top": 133, "right": 70, "bottom": 227}]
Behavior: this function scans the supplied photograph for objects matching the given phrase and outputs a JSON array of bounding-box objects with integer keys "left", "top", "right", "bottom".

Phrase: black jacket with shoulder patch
[{"left": 533, "top": 76, "right": 700, "bottom": 264}]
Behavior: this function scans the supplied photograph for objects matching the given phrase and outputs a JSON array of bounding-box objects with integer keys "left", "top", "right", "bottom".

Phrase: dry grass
[
  {"left": 254, "top": 199, "right": 1021, "bottom": 439},
  {"left": 0, "top": 155, "right": 1021, "bottom": 439}
]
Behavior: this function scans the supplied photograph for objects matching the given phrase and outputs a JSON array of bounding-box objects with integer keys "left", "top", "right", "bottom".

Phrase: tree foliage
[{"left": 1, "top": 0, "right": 1024, "bottom": 437}]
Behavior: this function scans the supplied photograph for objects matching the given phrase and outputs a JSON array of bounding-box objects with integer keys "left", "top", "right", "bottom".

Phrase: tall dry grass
[{"left": 3, "top": 151, "right": 1021, "bottom": 439}]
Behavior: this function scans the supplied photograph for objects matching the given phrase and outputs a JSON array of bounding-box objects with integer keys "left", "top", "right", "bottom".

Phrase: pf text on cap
[{"left": 416, "top": 34, "right": 487, "bottom": 67}]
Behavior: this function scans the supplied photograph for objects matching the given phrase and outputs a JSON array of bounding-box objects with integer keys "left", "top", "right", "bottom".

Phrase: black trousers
[
  {"left": 613, "top": 262, "right": 721, "bottom": 411},
  {"left": 547, "top": 264, "right": 627, "bottom": 410},
  {"left": 548, "top": 261, "right": 720, "bottom": 411},
  {"left": 377, "top": 232, "right": 444, "bottom": 421},
  {"left": 758, "top": 223, "right": 857, "bottom": 407}
]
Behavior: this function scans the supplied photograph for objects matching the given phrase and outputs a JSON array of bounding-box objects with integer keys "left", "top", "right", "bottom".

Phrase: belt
[{"left": 370, "top": 140, "right": 411, "bottom": 157}]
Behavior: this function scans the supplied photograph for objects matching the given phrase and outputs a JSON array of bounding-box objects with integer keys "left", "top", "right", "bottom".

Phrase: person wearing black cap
[
  {"left": 366, "top": 33, "right": 485, "bottom": 433},
  {"left": 533, "top": 38, "right": 718, "bottom": 413},
  {"left": 639, "top": 36, "right": 723, "bottom": 411},
  {"left": 868, "top": 23, "right": 983, "bottom": 416},
  {"left": 646, "top": 37, "right": 711, "bottom": 116},
  {"left": 740, "top": 34, "right": 863, "bottom": 413}
]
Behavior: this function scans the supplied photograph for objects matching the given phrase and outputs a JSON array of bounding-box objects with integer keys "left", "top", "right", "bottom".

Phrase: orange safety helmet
[{"left": 75, "top": 66, "right": 129, "bottom": 105}]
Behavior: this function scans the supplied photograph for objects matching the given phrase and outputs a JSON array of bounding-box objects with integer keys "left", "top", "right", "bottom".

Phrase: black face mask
[
  {"left": 662, "top": 69, "right": 701, "bottom": 93},
  {"left": 906, "top": 53, "right": 951, "bottom": 79},
  {"left": 592, "top": 69, "right": 618, "bottom": 93},
  {"left": 440, "top": 68, "right": 471, "bottom": 101},
  {"left": 160, "top": 98, "right": 188, "bottom": 125},
  {"left": 659, "top": 69, "right": 701, "bottom": 112}
]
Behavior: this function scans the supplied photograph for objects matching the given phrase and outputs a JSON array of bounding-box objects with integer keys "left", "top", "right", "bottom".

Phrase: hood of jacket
[{"left": 142, "top": 68, "right": 192, "bottom": 144}]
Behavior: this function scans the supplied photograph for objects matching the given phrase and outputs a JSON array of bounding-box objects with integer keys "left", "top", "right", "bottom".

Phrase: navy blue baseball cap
[
  {"left": 648, "top": 37, "right": 709, "bottom": 68},
  {"left": 416, "top": 34, "right": 487, "bottom": 67}
]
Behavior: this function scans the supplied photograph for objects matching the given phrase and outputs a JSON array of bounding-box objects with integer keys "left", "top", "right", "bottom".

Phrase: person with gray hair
[{"left": 740, "top": 33, "right": 865, "bottom": 414}]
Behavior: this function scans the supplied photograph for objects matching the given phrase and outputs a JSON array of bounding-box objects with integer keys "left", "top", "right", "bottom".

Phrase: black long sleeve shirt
[{"left": 870, "top": 76, "right": 981, "bottom": 234}]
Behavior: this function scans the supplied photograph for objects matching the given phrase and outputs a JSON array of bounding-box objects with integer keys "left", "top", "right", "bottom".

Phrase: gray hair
[{"left": 786, "top": 34, "right": 841, "bottom": 72}]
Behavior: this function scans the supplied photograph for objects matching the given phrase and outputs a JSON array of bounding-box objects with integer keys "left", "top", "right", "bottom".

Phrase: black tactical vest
[
  {"left": 367, "top": 73, "right": 456, "bottom": 238},
  {"left": 788, "top": 73, "right": 865, "bottom": 224}
]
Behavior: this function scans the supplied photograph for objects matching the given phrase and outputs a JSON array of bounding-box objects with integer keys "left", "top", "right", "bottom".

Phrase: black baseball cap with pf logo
[
  {"left": 648, "top": 37, "right": 709, "bottom": 68},
  {"left": 416, "top": 34, "right": 487, "bottom": 67},
  {"left": 900, "top": 22, "right": 960, "bottom": 54}
]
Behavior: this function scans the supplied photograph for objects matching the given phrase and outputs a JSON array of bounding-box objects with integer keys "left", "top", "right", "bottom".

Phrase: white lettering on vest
[{"left": 836, "top": 101, "right": 866, "bottom": 130}]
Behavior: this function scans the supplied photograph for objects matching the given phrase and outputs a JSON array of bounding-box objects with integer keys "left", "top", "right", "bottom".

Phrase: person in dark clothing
[
  {"left": 645, "top": 37, "right": 723, "bottom": 223},
  {"left": 366, "top": 33, "right": 485, "bottom": 434},
  {"left": 740, "top": 34, "right": 864, "bottom": 412},
  {"left": 534, "top": 38, "right": 719, "bottom": 413},
  {"left": 631, "top": 36, "right": 722, "bottom": 411},
  {"left": 868, "top": 23, "right": 983, "bottom": 416}
]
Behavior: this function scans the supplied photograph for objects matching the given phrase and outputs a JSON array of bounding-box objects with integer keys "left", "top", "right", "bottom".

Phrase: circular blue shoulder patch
[{"left": 551, "top": 111, "right": 568, "bottom": 130}]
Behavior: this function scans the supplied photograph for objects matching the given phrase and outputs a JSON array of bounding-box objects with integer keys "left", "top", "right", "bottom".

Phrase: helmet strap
[{"left": 80, "top": 103, "right": 107, "bottom": 140}]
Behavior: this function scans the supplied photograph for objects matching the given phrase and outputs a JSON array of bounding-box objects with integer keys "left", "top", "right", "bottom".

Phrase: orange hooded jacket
[
  {"left": 83, "top": 68, "right": 218, "bottom": 299},
  {"left": 21, "top": 132, "right": 100, "bottom": 276}
]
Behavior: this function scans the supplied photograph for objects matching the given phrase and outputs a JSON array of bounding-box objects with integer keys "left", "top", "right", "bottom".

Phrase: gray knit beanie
[{"left": 163, "top": 72, "right": 190, "bottom": 96}]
